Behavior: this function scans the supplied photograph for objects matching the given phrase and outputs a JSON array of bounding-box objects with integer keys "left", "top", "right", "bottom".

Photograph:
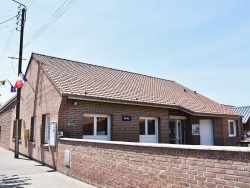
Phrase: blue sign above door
[{"left": 122, "top": 116, "right": 132, "bottom": 121}]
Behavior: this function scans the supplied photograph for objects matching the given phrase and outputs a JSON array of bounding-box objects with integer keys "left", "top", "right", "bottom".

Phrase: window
[
  {"left": 83, "top": 114, "right": 110, "bottom": 140},
  {"left": 30, "top": 117, "right": 36, "bottom": 142},
  {"left": 44, "top": 114, "right": 50, "bottom": 144},
  {"left": 139, "top": 117, "right": 158, "bottom": 143},
  {"left": 228, "top": 120, "right": 236, "bottom": 137},
  {"left": 139, "top": 117, "right": 157, "bottom": 136},
  {"left": 42, "top": 114, "right": 50, "bottom": 144},
  {"left": 12, "top": 120, "right": 22, "bottom": 140}
]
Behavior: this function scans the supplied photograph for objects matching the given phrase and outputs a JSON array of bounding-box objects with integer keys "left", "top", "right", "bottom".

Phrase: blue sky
[{"left": 0, "top": 0, "right": 249, "bottom": 106}]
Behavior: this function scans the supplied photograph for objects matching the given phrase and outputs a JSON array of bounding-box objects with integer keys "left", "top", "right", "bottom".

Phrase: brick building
[
  {"left": 8, "top": 53, "right": 242, "bottom": 168},
  {"left": 0, "top": 96, "right": 16, "bottom": 149},
  {"left": 231, "top": 106, "right": 250, "bottom": 134}
]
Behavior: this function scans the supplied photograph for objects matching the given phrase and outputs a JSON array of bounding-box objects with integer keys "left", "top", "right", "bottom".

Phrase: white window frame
[
  {"left": 31, "top": 117, "right": 36, "bottom": 142},
  {"left": 139, "top": 117, "right": 158, "bottom": 143},
  {"left": 228, "top": 120, "right": 236, "bottom": 137},
  {"left": 83, "top": 113, "right": 111, "bottom": 141},
  {"left": 44, "top": 114, "right": 50, "bottom": 144}
]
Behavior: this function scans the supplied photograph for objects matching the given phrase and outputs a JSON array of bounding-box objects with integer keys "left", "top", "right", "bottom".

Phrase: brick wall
[
  {"left": 243, "top": 119, "right": 250, "bottom": 133},
  {"left": 188, "top": 116, "right": 241, "bottom": 146},
  {"left": 58, "top": 98, "right": 241, "bottom": 146},
  {"left": 0, "top": 110, "right": 12, "bottom": 149},
  {"left": 9, "top": 58, "right": 62, "bottom": 168},
  {"left": 57, "top": 139, "right": 250, "bottom": 188},
  {"left": 58, "top": 98, "right": 169, "bottom": 143}
]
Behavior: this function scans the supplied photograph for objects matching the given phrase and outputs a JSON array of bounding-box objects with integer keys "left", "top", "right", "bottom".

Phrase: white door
[
  {"left": 139, "top": 117, "right": 158, "bottom": 143},
  {"left": 200, "top": 119, "right": 214, "bottom": 145}
]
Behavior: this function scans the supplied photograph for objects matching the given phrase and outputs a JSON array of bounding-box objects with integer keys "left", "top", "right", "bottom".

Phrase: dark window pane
[
  {"left": 169, "top": 121, "right": 176, "bottom": 138},
  {"left": 30, "top": 117, "right": 34, "bottom": 142},
  {"left": 97, "top": 117, "right": 107, "bottom": 135},
  {"left": 140, "top": 120, "right": 145, "bottom": 135},
  {"left": 230, "top": 122, "right": 234, "bottom": 134},
  {"left": 148, "top": 120, "right": 155, "bottom": 135},
  {"left": 83, "top": 117, "right": 94, "bottom": 135}
]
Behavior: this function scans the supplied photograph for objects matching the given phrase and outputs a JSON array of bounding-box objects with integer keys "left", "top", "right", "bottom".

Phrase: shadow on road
[{"left": 0, "top": 174, "right": 31, "bottom": 188}]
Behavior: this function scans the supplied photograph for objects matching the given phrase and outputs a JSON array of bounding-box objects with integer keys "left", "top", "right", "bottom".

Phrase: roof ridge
[{"left": 32, "top": 52, "right": 175, "bottom": 83}]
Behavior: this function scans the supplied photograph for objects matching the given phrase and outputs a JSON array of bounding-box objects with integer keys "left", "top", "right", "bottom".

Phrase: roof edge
[
  {"left": 63, "top": 94, "right": 240, "bottom": 117},
  {"left": 32, "top": 54, "right": 63, "bottom": 97},
  {"left": 64, "top": 93, "right": 180, "bottom": 110},
  {"left": 0, "top": 95, "right": 16, "bottom": 113}
]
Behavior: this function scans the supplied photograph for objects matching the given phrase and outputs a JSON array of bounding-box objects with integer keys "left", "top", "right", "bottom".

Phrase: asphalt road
[{"left": 0, "top": 147, "right": 96, "bottom": 188}]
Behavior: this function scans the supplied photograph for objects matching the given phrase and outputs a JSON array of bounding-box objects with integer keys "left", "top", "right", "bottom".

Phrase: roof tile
[{"left": 32, "top": 53, "right": 239, "bottom": 116}]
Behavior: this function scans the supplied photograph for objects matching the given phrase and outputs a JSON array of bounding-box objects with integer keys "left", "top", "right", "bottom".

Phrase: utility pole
[{"left": 13, "top": 0, "right": 26, "bottom": 158}]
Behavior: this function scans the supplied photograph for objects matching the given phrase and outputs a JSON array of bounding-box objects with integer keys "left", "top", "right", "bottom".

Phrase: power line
[
  {"left": 0, "top": 22, "right": 16, "bottom": 67},
  {"left": 27, "top": 0, "right": 36, "bottom": 9},
  {"left": 0, "top": 25, "right": 9, "bottom": 30},
  {"left": 0, "top": 66, "right": 17, "bottom": 72},
  {"left": 0, "top": 15, "right": 18, "bottom": 25},
  {"left": 0, "top": 29, "right": 14, "bottom": 35},
  {"left": 0, "top": 14, "right": 12, "bottom": 19},
  {"left": 23, "top": 0, "right": 78, "bottom": 49},
  {"left": 27, "top": 0, "right": 39, "bottom": 12}
]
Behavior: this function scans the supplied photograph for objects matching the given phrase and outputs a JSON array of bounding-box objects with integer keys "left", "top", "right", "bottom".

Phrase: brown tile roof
[
  {"left": 0, "top": 95, "right": 16, "bottom": 114},
  {"left": 32, "top": 53, "right": 239, "bottom": 116}
]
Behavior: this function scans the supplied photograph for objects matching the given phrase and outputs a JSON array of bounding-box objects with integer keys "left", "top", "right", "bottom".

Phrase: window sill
[
  {"left": 29, "top": 141, "right": 36, "bottom": 145},
  {"left": 229, "top": 136, "right": 238, "bottom": 139}
]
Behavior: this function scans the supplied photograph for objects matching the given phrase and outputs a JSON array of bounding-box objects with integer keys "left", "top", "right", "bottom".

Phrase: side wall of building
[
  {"left": 168, "top": 109, "right": 241, "bottom": 146},
  {"left": 9, "top": 58, "right": 62, "bottom": 168},
  {"left": 189, "top": 116, "right": 241, "bottom": 146},
  {"left": 58, "top": 98, "right": 169, "bottom": 143},
  {"left": 0, "top": 110, "right": 13, "bottom": 149},
  {"left": 57, "top": 139, "right": 250, "bottom": 188}
]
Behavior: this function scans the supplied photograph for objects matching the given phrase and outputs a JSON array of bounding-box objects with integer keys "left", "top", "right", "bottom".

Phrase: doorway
[
  {"left": 169, "top": 120, "right": 182, "bottom": 144},
  {"left": 200, "top": 119, "right": 214, "bottom": 145}
]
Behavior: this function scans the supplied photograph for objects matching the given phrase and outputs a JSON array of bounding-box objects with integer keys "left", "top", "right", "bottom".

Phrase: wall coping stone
[{"left": 60, "top": 138, "right": 250, "bottom": 152}]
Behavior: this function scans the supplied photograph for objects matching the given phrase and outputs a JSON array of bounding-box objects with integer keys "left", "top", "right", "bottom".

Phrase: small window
[
  {"left": 44, "top": 115, "right": 50, "bottom": 144},
  {"left": 30, "top": 117, "right": 36, "bottom": 142},
  {"left": 13, "top": 120, "right": 22, "bottom": 140},
  {"left": 83, "top": 114, "right": 110, "bottom": 140},
  {"left": 228, "top": 120, "right": 236, "bottom": 137},
  {"left": 139, "top": 117, "right": 157, "bottom": 136}
]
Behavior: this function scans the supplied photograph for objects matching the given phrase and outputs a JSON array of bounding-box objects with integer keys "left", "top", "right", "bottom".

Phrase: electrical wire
[
  {"left": 0, "top": 15, "right": 18, "bottom": 25},
  {"left": 11, "top": 58, "right": 17, "bottom": 75},
  {"left": 27, "top": 0, "right": 36, "bottom": 9},
  {"left": 0, "top": 29, "right": 14, "bottom": 35},
  {"left": 27, "top": 0, "right": 39, "bottom": 12},
  {"left": 0, "top": 22, "right": 16, "bottom": 67},
  {"left": 12, "top": 0, "right": 78, "bottom": 57},
  {"left": 23, "top": 0, "right": 78, "bottom": 48},
  {"left": 0, "top": 66, "right": 16, "bottom": 72},
  {"left": 0, "top": 14, "right": 12, "bottom": 19},
  {"left": 25, "top": 0, "right": 32, "bottom": 6},
  {"left": 0, "top": 25, "right": 9, "bottom": 30}
]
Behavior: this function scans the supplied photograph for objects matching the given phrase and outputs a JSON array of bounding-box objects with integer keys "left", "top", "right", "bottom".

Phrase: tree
[{"left": 0, "top": 80, "right": 6, "bottom": 97}]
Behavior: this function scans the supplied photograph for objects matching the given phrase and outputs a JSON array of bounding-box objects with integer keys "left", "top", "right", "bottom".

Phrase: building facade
[{"left": 6, "top": 53, "right": 241, "bottom": 168}]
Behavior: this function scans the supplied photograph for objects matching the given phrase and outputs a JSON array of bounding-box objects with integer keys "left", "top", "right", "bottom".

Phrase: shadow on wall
[{"left": 0, "top": 174, "right": 31, "bottom": 187}]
